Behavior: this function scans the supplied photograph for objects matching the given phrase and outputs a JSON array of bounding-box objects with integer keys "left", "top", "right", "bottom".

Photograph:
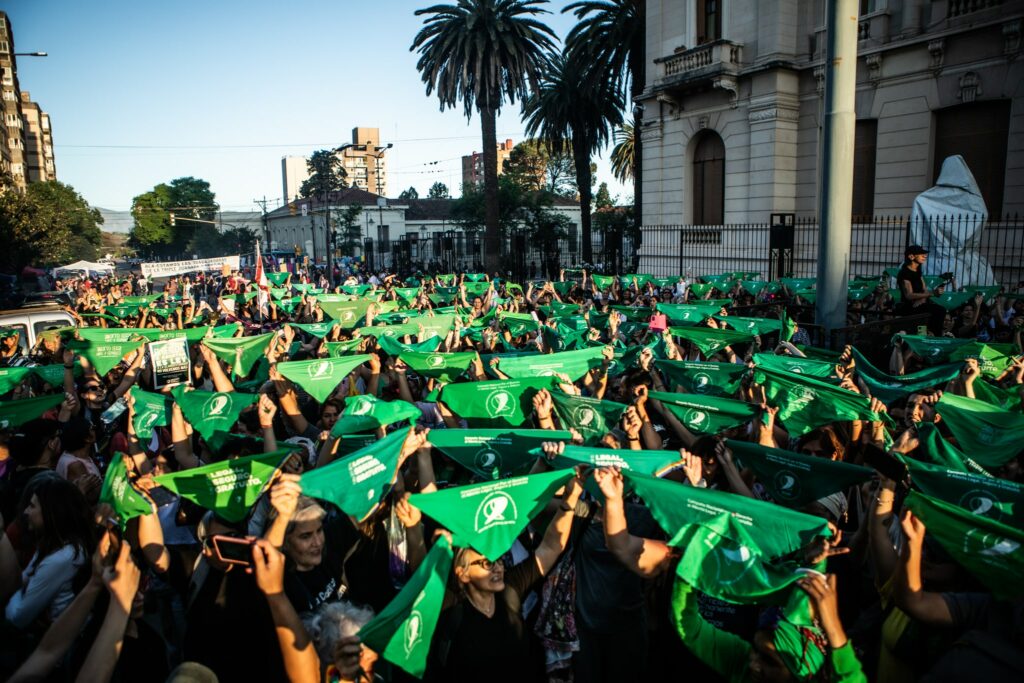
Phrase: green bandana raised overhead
[
  {"left": 0, "top": 393, "right": 64, "bottom": 430},
  {"left": 910, "top": 422, "right": 992, "bottom": 477},
  {"left": 289, "top": 322, "right": 338, "bottom": 339},
  {"left": 892, "top": 334, "right": 974, "bottom": 364},
  {"left": 657, "top": 303, "right": 721, "bottom": 325},
  {"left": 99, "top": 454, "right": 153, "bottom": 525},
  {"left": 752, "top": 353, "right": 838, "bottom": 380},
  {"left": 276, "top": 354, "right": 371, "bottom": 403},
  {"left": 429, "top": 429, "right": 574, "bottom": 480},
  {"left": 154, "top": 449, "right": 293, "bottom": 522},
  {"left": 359, "top": 535, "right": 454, "bottom": 678},
  {"left": 440, "top": 377, "right": 550, "bottom": 428},
  {"left": 201, "top": 333, "right": 275, "bottom": 377},
  {"left": 399, "top": 351, "right": 476, "bottom": 384},
  {"left": 848, "top": 348, "right": 961, "bottom": 403},
  {"left": 948, "top": 342, "right": 1019, "bottom": 379},
  {"left": 129, "top": 387, "right": 173, "bottom": 441},
  {"left": 754, "top": 366, "right": 892, "bottom": 437},
  {"left": 302, "top": 426, "right": 411, "bottom": 522},
  {"left": 902, "top": 457, "right": 1023, "bottom": 526},
  {"left": 378, "top": 334, "right": 443, "bottom": 356},
  {"left": 496, "top": 346, "right": 608, "bottom": 383},
  {"left": 905, "top": 490, "right": 1024, "bottom": 600},
  {"left": 649, "top": 390, "right": 757, "bottom": 435},
  {"left": 654, "top": 359, "right": 746, "bottom": 397},
  {"left": 934, "top": 393, "right": 1024, "bottom": 469},
  {"left": 330, "top": 395, "right": 421, "bottom": 436},
  {"left": 727, "top": 440, "right": 873, "bottom": 508},
  {"left": 626, "top": 471, "right": 831, "bottom": 604},
  {"left": 171, "top": 387, "right": 259, "bottom": 446},
  {"left": 714, "top": 315, "right": 783, "bottom": 336},
  {"left": 548, "top": 390, "right": 628, "bottom": 445},
  {"left": 669, "top": 326, "right": 755, "bottom": 356},
  {"left": 0, "top": 366, "right": 33, "bottom": 394},
  {"left": 409, "top": 468, "right": 575, "bottom": 561},
  {"left": 324, "top": 338, "right": 367, "bottom": 357},
  {"left": 67, "top": 338, "right": 145, "bottom": 377},
  {"left": 498, "top": 312, "right": 540, "bottom": 337},
  {"left": 317, "top": 299, "right": 374, "bottom": 328}
]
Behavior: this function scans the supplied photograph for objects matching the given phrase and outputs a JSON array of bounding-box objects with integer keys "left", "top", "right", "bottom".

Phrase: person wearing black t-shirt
[{"left": 896, "top": 245, "right": 945, "bottom": 334}]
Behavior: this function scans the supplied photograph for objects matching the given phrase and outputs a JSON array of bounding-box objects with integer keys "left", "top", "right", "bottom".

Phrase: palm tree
[
  {"left": 411, "top": 0, "right": 557, "bottom": 271},
  {"left": 523, "top": 52, "right": 623, "bottom": 263},
  {"left": 564, "top": 0, "right": 645, "bottom": 227},
  {"left": 610, "top": 123, "right": 634, "bottom": 183}
]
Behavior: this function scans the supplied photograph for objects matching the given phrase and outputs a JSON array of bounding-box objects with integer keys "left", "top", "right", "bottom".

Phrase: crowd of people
[{"left": 0, "top": 244, "right": 1022, "bottom": 683}]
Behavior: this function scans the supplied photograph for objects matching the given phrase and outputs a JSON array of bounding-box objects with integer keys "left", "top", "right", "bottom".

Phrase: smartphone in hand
[{"left": 210, "top": 535, "right": 256, "bottom": 567}]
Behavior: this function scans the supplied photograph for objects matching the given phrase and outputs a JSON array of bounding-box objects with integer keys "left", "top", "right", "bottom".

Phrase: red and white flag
[{"left": 254, "top": 240, "right": 270, "bottom": 314}]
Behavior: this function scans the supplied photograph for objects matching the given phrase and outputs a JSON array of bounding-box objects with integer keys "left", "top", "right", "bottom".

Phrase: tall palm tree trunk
[
  {"left": 572, "top": 134, "right": 594, "bottom": 263},
  {"left": 631, "top": 0, "right": 646, "bottom": 270},
  {"left": 480, "top": 105, "right": 501, "bottom": 273}
]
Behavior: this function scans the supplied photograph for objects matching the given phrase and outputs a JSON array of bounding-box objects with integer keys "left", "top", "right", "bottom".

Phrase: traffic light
[
  {"left": 169, "top": 212, "right": 176, "bottom": 226},
  {"left": 289, "top": 203, "right": 297, "bottom": 216}
]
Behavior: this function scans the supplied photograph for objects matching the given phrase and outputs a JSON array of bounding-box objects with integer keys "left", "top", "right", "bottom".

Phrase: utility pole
[
  {"left": 254, "top": 196, "right": 270, "bottom": 248},
  {"left": 815, "top": 0, "right": 858, "bottom": 339}
]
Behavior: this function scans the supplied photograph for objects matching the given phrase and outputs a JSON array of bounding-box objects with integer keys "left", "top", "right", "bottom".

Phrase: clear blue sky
[{"left": 7, "top": 0, "right": 631, "bottom": 212}]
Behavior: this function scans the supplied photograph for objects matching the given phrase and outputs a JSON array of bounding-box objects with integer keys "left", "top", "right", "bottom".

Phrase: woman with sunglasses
[{"left": 425, "top": 470, "right": 584, "bottom": 683}]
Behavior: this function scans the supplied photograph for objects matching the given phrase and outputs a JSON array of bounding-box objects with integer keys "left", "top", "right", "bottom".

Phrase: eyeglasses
[
  {"left": 468, "top": 558, "right": 503, "bottom": 571},
  {"left": 82, "top": 384, "right": 101, "bottom": 392}
]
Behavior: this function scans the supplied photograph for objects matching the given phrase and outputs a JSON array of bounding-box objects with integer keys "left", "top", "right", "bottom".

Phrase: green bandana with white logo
[
  {"left": 290, "top": 322, "right": 338, "bottom": 339},
  {"left": 440, "top": 378, "right": 551, "bottom": 428},
  {"left": 276, "top": 355, "right": 371, "bottom": 403},
  {"left": 171, "top": 387, "right": 259, "bottom": 446},
  {"left": 99, "top": 453, "right": 153, "bottom": 526},
  {"left": 201, "top": 333, "right": 275, "bottom": 378},
  {"left": 358, "top": 534, "right": 454, "bottom": 678},
  {"left": 548, "top": 390, "right": 628, "bottom": 445},
  {"left": 330, "top": 396, "right": 421, "bottom": 436},
  {"left": 911, "top": 422, "right": 993, "bottom": 476},
  {"left": 496, "top": 346, "right": 608, "bottom": 383},
  {"left": 409, "top": 468, "right": 576, "bottom": 561},
  {"left": 67, "top": 338, "right": 145, "bottom": 377},
  {"left": 649, "top": 390, "right": 757, "bottom": 435},
  {"left": 669, "top": 326, "right": 755, "bottom": 356},
  {"left": 129, "top": 387, "right": 172, "bottom": 442},
  {"left": 429, "top": 428, "right": 573, "bottom": 480},
  {"left": 934, "top": 393, "right": 1024, "bottom": 469},
  {"left": 902, "top": 457, "right": 1023, "bottom": 526},
  {"left": 399, "top": 351, "right": 476, "bottom": 384},
  {"left": 848, "top": 348, "right": 961, "bottom": 404},
  {"left": 654, "top": 359, "right": 746, "bottom": 397},
  {"left": 0, "top": 393, "right": 64, "bottom": 430},
  {"left": 752, "top": 353, "right": 838, "bottom": 380}
]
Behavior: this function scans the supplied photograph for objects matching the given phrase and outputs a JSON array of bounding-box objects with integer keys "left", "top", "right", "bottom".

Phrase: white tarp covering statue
[{"left": 909, "top": 154, "right": 996, "bottom": 287}]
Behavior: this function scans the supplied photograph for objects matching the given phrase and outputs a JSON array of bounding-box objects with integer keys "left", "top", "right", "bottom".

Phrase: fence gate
[{"left": 768, "top": 213, "right": 795, "bottom": 280}]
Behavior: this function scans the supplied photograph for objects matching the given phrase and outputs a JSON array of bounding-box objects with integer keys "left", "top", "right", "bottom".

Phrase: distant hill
[{"left": 96, "top": 208, "right": 265, "bottom": 234}]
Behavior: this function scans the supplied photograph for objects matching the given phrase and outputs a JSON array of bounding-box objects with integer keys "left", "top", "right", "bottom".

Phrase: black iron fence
[{"left": 638, "top": 214, "right": 1024, "bottom": 288}]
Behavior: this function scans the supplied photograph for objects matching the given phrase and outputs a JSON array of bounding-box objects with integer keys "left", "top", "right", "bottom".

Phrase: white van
[{"left": 0, "top": 303, "right": 76, "bottom": 352}]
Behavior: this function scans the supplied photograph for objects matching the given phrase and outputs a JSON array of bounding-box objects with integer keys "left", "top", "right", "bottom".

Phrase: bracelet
[
  {"left": 627, "top": 436, "right": 641, "bottom": 442},
  {"left": 558, "top": 501, "right": 574, "bottom": 513}
]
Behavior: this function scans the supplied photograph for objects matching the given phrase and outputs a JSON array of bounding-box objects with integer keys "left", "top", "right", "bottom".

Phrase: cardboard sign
[{"left": 149, "top": 338, "right": 192, "bottom": 389}]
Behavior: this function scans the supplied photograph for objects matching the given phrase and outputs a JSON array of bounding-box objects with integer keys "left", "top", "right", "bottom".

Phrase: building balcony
[{"left": 651, "top": 40, "right": 743, "bottom": 104}]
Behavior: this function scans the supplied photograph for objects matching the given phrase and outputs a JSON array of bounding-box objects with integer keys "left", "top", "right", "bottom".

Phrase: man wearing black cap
[{"left": 897, "top": 245, "right": 944, "bottom": 334}]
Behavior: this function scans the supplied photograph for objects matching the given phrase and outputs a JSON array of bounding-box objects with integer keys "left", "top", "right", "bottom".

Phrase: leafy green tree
[
  {"left": 411, "top": 0, "right": 557, "bottom": 272},
  {"left": 564, "top": 0, "right": 645, "bottom": 225},
  {"left": 186, "top": 225, "right": 227, "bottom": 258},
  {"left": 300, "top": 150, "right": 347, "bottom": 199},
  {"left": 129, "top": 183, "right": 174, "bottom": 255},
  {"left": 595, "top": 182, "right": 613, "bottom": 210},
  {"left": 427, "top": 182, "right": 450, "bottom": 199},
  {"left": 610, "top": 122, "right": 634, "bottom": 182},
  {"left": 0, "top": 181, "right": 103, "bottom": 270},
  {"left": 333, "top": 204, "right": 363, "bottom": 256},
  {"left": 523, "top": 51, "right": 623, "bottom": 261},
  {"left": 221, "top": 226, "right": 258, "bottom": 255},
  {"left": 166, "top": 177, "right": 218, "bottom": 250},
  {"left": 592, "top": 204, "right": 639, "bottom": 272},
  {"left": 398, "top": 187, "right": 420, "bottom": 200},
  {"left": 130, "top": 177, "right": 218, "bottom": 256}
]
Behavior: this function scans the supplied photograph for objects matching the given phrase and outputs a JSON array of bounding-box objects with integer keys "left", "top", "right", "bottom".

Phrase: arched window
[{"left": 692, "top": 131, "right": 725, "bottom": 225}]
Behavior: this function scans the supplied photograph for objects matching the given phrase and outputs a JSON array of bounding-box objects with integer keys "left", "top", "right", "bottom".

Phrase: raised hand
[
  {"left": 394, "top": 492, "right": 422, "bottom": 528},
  {"left": 593, "top": 466, "right": 624, "bottom": 501},
  {"left": 678, "top": 448, "right": 703, "bottom": 487}
]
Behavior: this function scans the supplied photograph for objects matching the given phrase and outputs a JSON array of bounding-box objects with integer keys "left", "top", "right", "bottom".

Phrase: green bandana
[
  {"left": 301, "top": 426, "right": 411, "bottom": 521},
  {"left": 550, "top": 445, "right": 683, "bottom": 479},
  {"left": 549, "top": 390, "right": 628, "bottom": 445},
  {"left": 934, "top": 393, "right": 1024, "bottom": 468},
  {"left": 377, "top": 334, "right": 443, "bottom": 356},
  {"left": 67, "top": 338, "right": 145, "bottom": 377},
  {"left": 290, "top": 322, "right": 338, "bottom": 339},
  {"left": 780, "top": 310, "right": 798, "bottom": 343},
  {"left": 121, "top": 295, "right": 161, "bottom": 307},
  {"left": 971, "top": 379, "right": 1023, "bottom": 411},
  {"left": 654, "top": 359, "right": 746, "bottom": 397},
  {"left": 780, "top": 278, "right": 816, "bottom": 292},
  {"left": 657, "top": 303, "right": 720, "bottom": 325},
  {"left": 903, "top": 457, "right": 1023, "bottom": 525},
  {"left": 728, "top": 440, "right": 873, "bottom": 508},
  {"left": 358, "top": 535, "right": 454, "bottom": 678},
  {"left": 773, "top": 618, "right": 828, "bottom": 682},
  {"left": 202, "top": 333, "right": 275, "bottom": 378},
  {"left": 276, "top": 355, "right": 372, "bottom": 403},
  {"left": 495, "top": 347, "right": 607, "bottom": 383},
  {"left": 592, "top": 274, "right": 615, "bottom": 290},
  {"left": 104, "top": 304, "right": 143, "bottom": 320},
  {"left": 688, "top": 283, "right": 714, "bottom": 298},
  {"left": 752, "top": 353, "right": 837, "bottom": 380},
  {"left": 330, "top": 395, "right": 420, "bottom": 436},
  {"left": 0, "top": 367, "right": 33, "bottom": 394},
  {"left": 341, "top": 284, "right": 372, "bottom": 297},
  {"left": 266, "top": 271, "right": 289, "bottom": 286},
  {"left": 32, "top": 363, "right": 82, "bottom": 388},
  {"left": 400, "top": 351, "right": 476, "bottom": 384},
  {"left": 911, "top": 422, "right": 992, "bottom": 476},
  {"left": 539, "top": 301, "right": 582, "bottom": 319},
  {"left": 714, "top": 315, "right": 783, "bottom": 336},
  {"left": 754, "top": 366, "right": 892, "bottom": 437},
  {"left": 464, "top": 273, "right": 487, "bottom": 282},
  {"left": 357, "top": 322, "right": 420, "bottom": 340},
  {"left": 154, "top": 449, "right": 292, "bottom": 522},
  {"left": 440, "top": 378, "right": 550, "bottom": 428},
  {"left": 324, "top": 339, "right": 368, "bottom": 357},
  {"left": 905, "top": 490, "right": 1024, "bottom": 600},
  {"left": 0, "top": 327, "right": 20, "bottom": 339},
  {"left": 498, "top": 312, "right": 540, "bottom": 337},
  {"left": 99, "top": 454, "right": 153, "bottom": 525},
  {"left": 739, "top": 280, "right": 767, "bottom": 296},
  {"left": 171, "top": 387, "right": 259, "bottom": 446},
  {"left": 429, "top": 428, "right": 573, "bottom": 480},
  {"left": 414, "top": 314, "right": 457, "bottom": 341},
  {"left": 626, "top": 471, "right": 831, "bottom": 604},
  {"left": 948, "top": 342, "right": 1019, "bottom": 379},
  {"left": 409, "top": 468, "right": 576, "bottom": 561},
  {"left": 893, "top": 334, "right": 974, "bottom": 364},
  {"left": 650, "top": 390, "right": 757, "bottom": 435},
  {"left": 848, "top": 348, "right": 961, "bottom": 404},
  {"left": 134, "top": 326, "right": 216, "bottom": 343},
  {"left": 129, "top": 387, "right": 173, "bottom": 442},
  {"left": 318, "top": 300, "right": 374, "bottom": 328},
  {"left": 0, "top": 393, "right": 64, "bottom": 430},
  {"left": 393, "top": 287, "right": 421, "bottom": 304},
  {"left": 931, "top": 290, "right": 973, "bottom": 311},
  {"left": 669, "top": 327, "right": 755, "bottom": 356}
]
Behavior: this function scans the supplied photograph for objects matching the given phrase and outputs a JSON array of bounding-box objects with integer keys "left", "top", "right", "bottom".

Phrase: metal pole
[{"left": 815, "top": 0, "right": 859, "bottom": 338}]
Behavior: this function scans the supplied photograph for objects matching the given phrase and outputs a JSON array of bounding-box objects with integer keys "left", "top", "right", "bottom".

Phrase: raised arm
[
  {"left": 892, "top": 510, "right": 953, "bottom": 625},
  {"left": 594, "top": 467, "right": 673, "bottom": 578}
]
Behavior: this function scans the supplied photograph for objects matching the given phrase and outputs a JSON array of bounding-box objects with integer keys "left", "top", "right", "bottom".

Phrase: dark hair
[
  {"left": 10, "top": 418, "right": 60, "bottom": 468},
  {"left": 27, "top": 476, "right": 95, "bottom": 565},
  {"left": 60, "top": 418, "right": 94, "bottom": 453}
]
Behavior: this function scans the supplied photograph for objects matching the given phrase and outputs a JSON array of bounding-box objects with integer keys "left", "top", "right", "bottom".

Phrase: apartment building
[{"left": 461, "top": 138, "right": 515, "bottom": 189}]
